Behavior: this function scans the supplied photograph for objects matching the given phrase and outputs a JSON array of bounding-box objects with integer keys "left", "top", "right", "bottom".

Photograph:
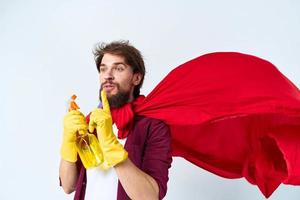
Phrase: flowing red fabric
[{"left": 110, "top": 52, "right": 300, "bottom": 198}]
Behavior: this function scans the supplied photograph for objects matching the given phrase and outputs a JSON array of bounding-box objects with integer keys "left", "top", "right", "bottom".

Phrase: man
[{"left": 59, "top": 41, "right": 172, "bottom": 200}]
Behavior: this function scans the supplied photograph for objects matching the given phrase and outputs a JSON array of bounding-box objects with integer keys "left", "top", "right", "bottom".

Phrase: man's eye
[
  {"left": 99, "top": 67, "right": 106, "bottom": 72},
  {"left": 116, "top": 65, "right": 124, "bottom": 71}
]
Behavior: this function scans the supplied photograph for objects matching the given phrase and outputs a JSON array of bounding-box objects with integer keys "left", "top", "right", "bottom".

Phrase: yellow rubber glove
[
  {"left": 61, "top": 110, "right": 88, "bottom": 162},
  {"left": 89, "top": 90, "right": 128, "bottom": 169}
]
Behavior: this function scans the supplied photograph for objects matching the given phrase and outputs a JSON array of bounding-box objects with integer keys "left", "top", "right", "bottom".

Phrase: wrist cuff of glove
[
  {"left": 60, "top": 142, "right": 77, "bottom": 162},
  {"left": 103, "top": 149, "right": 128, "bottom": 169}
]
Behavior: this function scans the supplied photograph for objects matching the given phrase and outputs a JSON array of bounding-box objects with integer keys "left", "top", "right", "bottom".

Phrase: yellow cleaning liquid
[
  {"left": 76, "top": 132, "right": 103, "bottom": 169},
  {"left": 69, "top": 95, "right": 103, "bottom": 169}
]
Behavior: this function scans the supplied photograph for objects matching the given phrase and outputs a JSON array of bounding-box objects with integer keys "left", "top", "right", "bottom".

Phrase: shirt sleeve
[{"left": 141, "top": 119, "right": 172, "bottom": 199}]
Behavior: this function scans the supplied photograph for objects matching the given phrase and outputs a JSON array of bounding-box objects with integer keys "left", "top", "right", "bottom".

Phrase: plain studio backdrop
[{"left": 1, "top": 0, "right": 300, "bottom": 199}]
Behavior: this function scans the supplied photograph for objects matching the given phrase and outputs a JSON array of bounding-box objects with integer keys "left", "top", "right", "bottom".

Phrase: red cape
[{"left": 132, "top": 52, "right": 300, "bottom": 198}]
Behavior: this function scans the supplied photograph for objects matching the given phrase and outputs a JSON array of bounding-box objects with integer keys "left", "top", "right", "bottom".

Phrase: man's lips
[{"left": 102, "top": 84, "right": 115, "bottom": 92}]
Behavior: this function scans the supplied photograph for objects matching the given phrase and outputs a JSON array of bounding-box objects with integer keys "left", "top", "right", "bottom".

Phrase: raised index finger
[{"left": 101, "top": 90, "right": 111, "bottom": 113}]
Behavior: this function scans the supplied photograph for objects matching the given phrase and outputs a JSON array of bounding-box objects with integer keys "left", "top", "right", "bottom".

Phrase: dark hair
[{"left": 93, "top": 40, "right": 145, "bottom": 98}]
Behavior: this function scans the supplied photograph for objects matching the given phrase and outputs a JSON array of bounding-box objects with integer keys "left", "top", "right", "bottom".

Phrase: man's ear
[{"left": 133, "top": 73, "right": 142, "bottom": 86}]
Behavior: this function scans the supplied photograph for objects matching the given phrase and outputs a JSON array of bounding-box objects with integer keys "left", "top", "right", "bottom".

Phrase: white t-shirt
[{"left": 85, "top": 124, "right": 127, "bottom": 200}]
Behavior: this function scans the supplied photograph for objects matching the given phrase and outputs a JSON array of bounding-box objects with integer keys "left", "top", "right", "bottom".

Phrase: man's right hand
[{"left": 60, "top": 110, "right": 88, "bottom": 162}]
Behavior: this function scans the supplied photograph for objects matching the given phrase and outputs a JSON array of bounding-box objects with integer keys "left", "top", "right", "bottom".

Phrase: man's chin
[
  {"left": 99, "top": 88, "right": 130, "bottom": 108},
  {"left": 108, "top": 93, "right": 130, "bottom": 108}
]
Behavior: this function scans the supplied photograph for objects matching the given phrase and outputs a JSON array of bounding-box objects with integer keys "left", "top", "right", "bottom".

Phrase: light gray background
[{"left": 1, "top": 0, "right": 300, "bottom": 199}]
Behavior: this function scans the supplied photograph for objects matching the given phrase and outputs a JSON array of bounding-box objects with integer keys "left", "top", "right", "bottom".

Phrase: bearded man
[{"left": 59, "top": 41, "right": 172, "bottom": 200}]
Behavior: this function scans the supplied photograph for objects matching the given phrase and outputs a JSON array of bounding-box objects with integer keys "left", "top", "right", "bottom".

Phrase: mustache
[{"left": 100, "top": 81, "right": 117, "bottom": 89}]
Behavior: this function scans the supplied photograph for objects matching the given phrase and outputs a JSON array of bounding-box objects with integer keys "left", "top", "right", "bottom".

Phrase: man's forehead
[{"left": 101, "top": 53, "right": 126, "bottom": 65}]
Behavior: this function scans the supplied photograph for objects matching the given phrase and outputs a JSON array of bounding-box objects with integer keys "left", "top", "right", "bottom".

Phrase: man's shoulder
[
  {"left": 133, "top": 116, "right": 170, "bottom": 139},
  {"left": 134, "top": 115, "right": 168, "bottom": 128}
]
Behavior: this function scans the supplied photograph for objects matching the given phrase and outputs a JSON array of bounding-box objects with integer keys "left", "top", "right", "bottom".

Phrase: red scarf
[
  {"left": 105, "top": 52, "right": 300, "bottom": 198},
  {"left": 111, "top": 95, "right": 145, "bottom": 139}
]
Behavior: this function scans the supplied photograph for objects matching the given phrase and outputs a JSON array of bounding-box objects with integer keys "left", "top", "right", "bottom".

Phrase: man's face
[{"left": 99, "top": 53, "right": 141, "bottom": 108}]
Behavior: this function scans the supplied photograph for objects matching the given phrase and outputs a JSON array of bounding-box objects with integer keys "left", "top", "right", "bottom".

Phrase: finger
[
  {"left": 76, "top": 124, "right": 88, "bottom": 130},
  {"left": 101, "top": 90, "right": 111, "bottom": 113},
  {"left": 68, "top": 110, "right": 84, "bottom": 116},
  {"left": 88, "top": 118, "right": 96, "bottom": 133},
  {"left": 64, "top": 116, "right": 86, "bottom": 125},
  {"left": 88, "top": 123, "right": 95, "bottom": 133},
  {"left": 65, "top": 111, "right": 85, "bottom": 121},
  {"left": 78, "top": 129, "right": 86, "bottom": 135},
  {"left": 66, "top": 114, "right": 85, "bottom": 120}
]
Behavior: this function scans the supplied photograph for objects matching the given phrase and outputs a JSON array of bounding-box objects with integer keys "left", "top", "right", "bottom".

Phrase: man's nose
[{"left": 103, "top": 68, "right": 114, "bottom": 81}]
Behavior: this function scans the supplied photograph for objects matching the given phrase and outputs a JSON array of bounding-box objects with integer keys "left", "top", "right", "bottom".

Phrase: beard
[{"left": 99, "top": 83, "right": 130, "bottom": 108}]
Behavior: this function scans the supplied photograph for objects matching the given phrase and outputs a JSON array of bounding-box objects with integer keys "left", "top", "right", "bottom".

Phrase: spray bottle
[{"left": 69, "top": 95, "right": 103, "bottom": 169}]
